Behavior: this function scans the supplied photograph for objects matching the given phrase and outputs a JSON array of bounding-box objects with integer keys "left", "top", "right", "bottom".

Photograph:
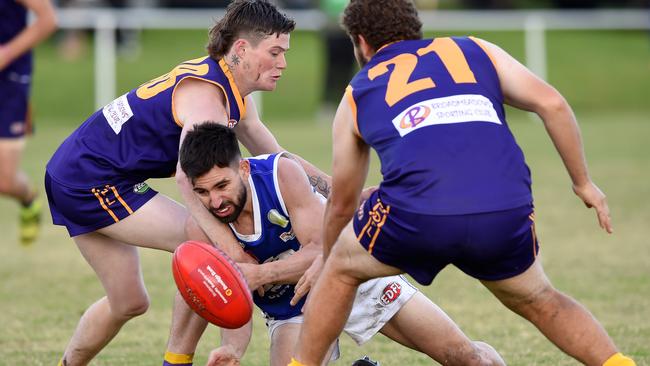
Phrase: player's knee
[
  {"left": 111, "top": 294, "right": 150, "bottom": 319},
  {"left": 506, "top": 283, "right": 561, "bottom": 320}
]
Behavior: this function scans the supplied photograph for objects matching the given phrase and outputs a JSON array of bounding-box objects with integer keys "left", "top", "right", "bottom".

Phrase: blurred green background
[{"left": 0, "top": 27, "right": 648, "bottom": 365}]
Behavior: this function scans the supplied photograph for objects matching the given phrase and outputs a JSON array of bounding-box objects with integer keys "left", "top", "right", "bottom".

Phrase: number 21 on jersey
[{"left": 368, "top": 37, "right": 478, "bottom": 107}]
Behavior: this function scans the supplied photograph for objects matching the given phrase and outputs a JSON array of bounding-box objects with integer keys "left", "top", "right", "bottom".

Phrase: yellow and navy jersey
[
  {"left": 0, "top": 0, "right": 31, "bottom": 79},
  {"left": 348, "top": 37, "right": 532, "bottom": 215},
  {"left": 47, "top": 56, "right": 246, "bottom": 186}
]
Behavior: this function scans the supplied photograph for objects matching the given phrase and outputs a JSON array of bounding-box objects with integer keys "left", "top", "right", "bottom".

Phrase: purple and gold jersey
[
  {"left": 347, "top": 37, "right": 532, "bottom": 215},
  {"left": 229, "top": 153, "right": 306, "bottom": 320},
  {"left": 47, "top": 56, "right": 246, "bottom": 186},
  {"left": 0, "top": 0, "right": 32, "bottom": 80}
]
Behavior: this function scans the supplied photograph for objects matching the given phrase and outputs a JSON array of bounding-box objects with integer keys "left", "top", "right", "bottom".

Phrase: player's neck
[{"left": 223, "top": 54, "right": 254, "bottom": 97}]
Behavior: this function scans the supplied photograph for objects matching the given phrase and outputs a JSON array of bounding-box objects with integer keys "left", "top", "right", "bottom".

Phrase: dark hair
[
  {"left": 180, "top": 122, "right": 241, "bottom": 183},
  {"left": 207, "top": 0, "right": 296, "bottom": 59},
  {"left": 342, "top": 0, "right": 422, "bottom": 51}
]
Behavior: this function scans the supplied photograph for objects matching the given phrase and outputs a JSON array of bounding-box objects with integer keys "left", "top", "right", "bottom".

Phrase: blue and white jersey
[{"left": 229, "top": 153, "right": 305, "bottom": 320}]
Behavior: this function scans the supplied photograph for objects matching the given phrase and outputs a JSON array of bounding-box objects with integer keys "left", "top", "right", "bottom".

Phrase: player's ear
[
  {"left": 239, "top": 159, "right": 250, "bottom": 179},
  {"left": 358, "top": 35, "right": 375, "bottom": 61},
  {"left": 232, "top": 38, "right": 248, "bottom": 58}
]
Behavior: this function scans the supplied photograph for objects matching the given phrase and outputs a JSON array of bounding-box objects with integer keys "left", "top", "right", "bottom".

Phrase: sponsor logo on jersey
[
  {"left": 392, "top": 94, "right": 501, "bottom": 137},
  {"left": 400, "top": 105, "right": 431, "bottom": 129},
  {"left": 133, "top": 182, "right": 150, "bottom": 194},
  {"left": 10, "top": 121, "right": 24, "bottom": 135},
  {"left": 379, "top": 281, "right": 402, "bottom": 305},
  {"left": 102, "top": 93, "right": 134, "bottom": 135},
  {"left": 227, "top": 119, "right": 238, "bottom": 128},
  {"left": 267, "top": 209, "right": 289, "bottom": 228},
  {"left": 279, "top": 229, "right": 295, "bottom": 242}
]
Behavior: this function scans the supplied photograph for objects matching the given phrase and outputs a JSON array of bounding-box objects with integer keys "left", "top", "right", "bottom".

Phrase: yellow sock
[
  {"left": 163, "top": 350, "right": 194, "bottom": 365},
  {"left": 603, "top": 353, "right": 636, "bottom": 366},
  {"left": 288, "top": 358, "right": 308, "bottom": 366}
]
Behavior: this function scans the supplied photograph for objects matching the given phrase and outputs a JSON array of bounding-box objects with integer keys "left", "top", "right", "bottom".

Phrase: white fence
[{"left": 52, "top": 8, "right": 650, "bottom": 109}]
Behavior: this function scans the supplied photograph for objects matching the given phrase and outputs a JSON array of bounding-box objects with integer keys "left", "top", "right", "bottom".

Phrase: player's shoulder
[{"left": 277, "top": 154, "right": 305, "bottom": 179}]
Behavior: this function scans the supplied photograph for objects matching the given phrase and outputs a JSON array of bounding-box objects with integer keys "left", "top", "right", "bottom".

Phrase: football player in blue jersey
[
  {"left": 45, "top": 1, "right": 330, "bottom": 365},
  {"left": 290, "top": 1, "right": 636, "bottom": 366},
  {"left": 179, "top": 123, "right": 504, "bottom": 366},
  {"left": 0, "top": 0, "right": 56, "bottom": 245}
]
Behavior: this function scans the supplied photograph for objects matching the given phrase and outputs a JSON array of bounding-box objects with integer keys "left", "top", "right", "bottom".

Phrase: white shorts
[{"left": 265, "top": 275, "right": 417, "bottom": 346}]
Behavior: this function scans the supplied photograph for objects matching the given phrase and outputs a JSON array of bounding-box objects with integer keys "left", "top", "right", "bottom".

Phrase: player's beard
[{"left": 210, "top": 181, "right": 247, "bottom": 224}]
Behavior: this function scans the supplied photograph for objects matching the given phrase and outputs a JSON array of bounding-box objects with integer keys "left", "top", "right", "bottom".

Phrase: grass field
[{"left": 0, "top": 27, "right": 648, "bottom": 365}]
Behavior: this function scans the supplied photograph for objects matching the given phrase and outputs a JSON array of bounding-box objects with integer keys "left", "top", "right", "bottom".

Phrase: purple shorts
[
  {"left": 353, "top": 190, "right": 538, "bottom": 284},
  {"left": 0, "top": 78, "right": 31, "bottom": 138},
  {"left": 45, "top": 171, "right": 158, "bottom": 237}
]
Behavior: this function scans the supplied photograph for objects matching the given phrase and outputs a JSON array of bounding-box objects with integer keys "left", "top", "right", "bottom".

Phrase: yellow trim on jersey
[
  {"left": 219, "top": 58, "right": 247, "bottom": 121},
  {"left": 345, "top": 85, "right": 360, "bottom": 136},
  {"left": 468, "top": 36, "right": 497, "bottom": 69},
  {"left": 163, "top": 351, "right": 195, "bottom": 364},
  {"left": 171, "top": 76, "right": 231, "bottom": 128},
  {"left": 91, "top": 188, "right": 119, "bottom": 223},
  {"left": 109, "top": 185, "right": 134, "bottom": 214},
  {"left": 368, "top": 205, "right": 390, "bottom": 255}
]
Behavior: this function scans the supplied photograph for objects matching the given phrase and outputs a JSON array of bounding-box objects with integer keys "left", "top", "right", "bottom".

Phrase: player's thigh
[
  {"left": 74, "top": 232, "right": 148, "bottom": 307},
  {"left": 480, "top": 256, "right": 552, "bottom": 306},
  {"left": 380, "top": 291, "right": 472, "bottom": 356},
  {"left": 329, "top": 222, "right": 402, "bottom": 283},
  {"left": 269, "top": 322, "right": 302, "bottom": 366},
  {"left": 98, "top": 193, "right": 189, "bottom": 252},
  {"left": 0, "top": 138, "right": 24, "bottom": 181}
]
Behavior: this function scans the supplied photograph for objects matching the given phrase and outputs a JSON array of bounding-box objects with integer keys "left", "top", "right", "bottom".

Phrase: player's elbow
[
  {"left": 39, "top": 10, "right": 58, "bottom": 37},
  {"left": 536, "top": 90, "right": 571, "bottom": 119}
]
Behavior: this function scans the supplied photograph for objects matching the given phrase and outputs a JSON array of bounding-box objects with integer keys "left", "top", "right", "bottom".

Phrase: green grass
[
  {"left": 31, "top": 29, "right": 650, "bottom": 127},
  {"left": 1, "top": 28, "right": 648, "bottom": 365},
  {"left": 1, "top": 112, "right": 648, "bottom": 365}
]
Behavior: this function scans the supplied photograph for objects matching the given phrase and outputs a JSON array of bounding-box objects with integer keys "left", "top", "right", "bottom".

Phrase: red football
[{"left": 172, "top": 240, "right": 253, "bottom": 329}]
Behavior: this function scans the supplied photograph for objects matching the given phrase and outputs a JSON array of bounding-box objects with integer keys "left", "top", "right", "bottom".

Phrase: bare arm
[
  {"left": 480, "top": 38, "right": 612, "bottom": 233},
  {"left": 238, "top": 156, "right": 323, "bottom": 289},
  {"left": 235, "top": 95, "right": 333, "bottom": 197},
  {"left": 174, "top": 78, "right": 253, "bottom": 261},
  {"left": 0, "top": 0, "right": 57, "bottom": 70},
  {"left": 322, "top": 90, "right": 370, "bottom": 258}
]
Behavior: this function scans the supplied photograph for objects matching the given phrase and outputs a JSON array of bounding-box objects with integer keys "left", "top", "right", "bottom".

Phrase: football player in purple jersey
[
  {"left": 0, "top": 0, "right": 56, "bottom": 245},
  {"left": 290, "top": 1, "right": 635, "bottom": 366},
  {"left": 45, "top": 1, "right": 329, "bottom": 365}
]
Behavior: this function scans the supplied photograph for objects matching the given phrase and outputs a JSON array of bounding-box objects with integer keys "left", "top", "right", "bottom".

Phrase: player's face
[
  {"left": 192, "top": 165, "right": 248, "bottom": 224},
  {"left": 245, "top": 33, "right": 290, "bottom": 91}
]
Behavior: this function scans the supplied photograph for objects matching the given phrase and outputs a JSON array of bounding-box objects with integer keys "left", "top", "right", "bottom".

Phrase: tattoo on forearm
[
  {"left": 230, "top": 54, "right": 240, "bottom": 66},
  {"left": 309, "top": 175, "right": 331, "bottom": 198}
]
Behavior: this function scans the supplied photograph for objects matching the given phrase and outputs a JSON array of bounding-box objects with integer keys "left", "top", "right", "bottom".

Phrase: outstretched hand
[
  {"left": 290, "top": 254, "right": 324, "bottom": 307},
  {"left": 205, "top": 345, "right": 241, "bottom": 366},
  {"left": 573, "top": 181, "right": 613, "bottom": 234}
]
